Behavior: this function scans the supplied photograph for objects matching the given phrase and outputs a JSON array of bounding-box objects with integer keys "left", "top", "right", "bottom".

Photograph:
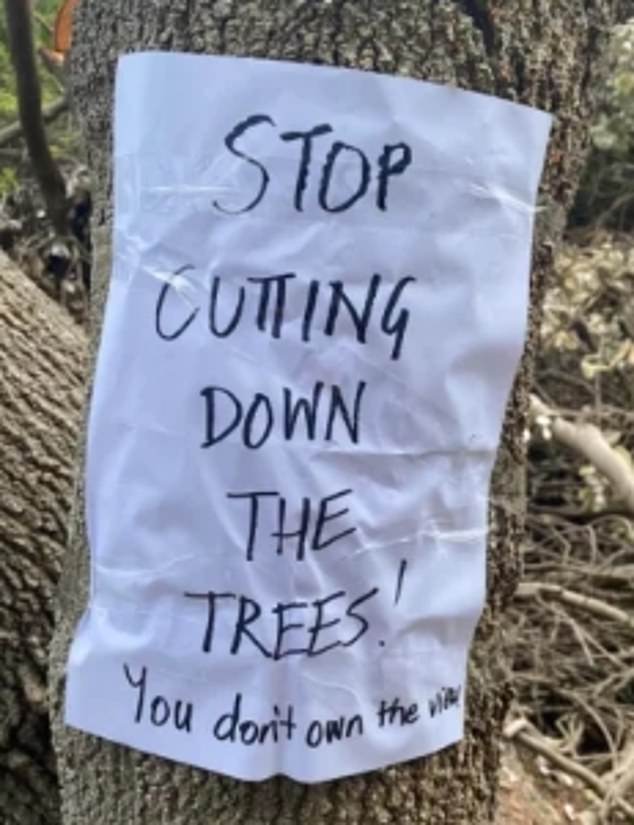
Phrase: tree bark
[
  {"left": 50, "top": 2, "right": 624, "bottom": 823},
  {"left": 0, "top": 252, "right": 86, "bottom": 825}
]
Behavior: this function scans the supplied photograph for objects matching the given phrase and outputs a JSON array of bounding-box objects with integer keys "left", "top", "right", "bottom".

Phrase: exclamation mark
[{"left": 394, "top": 559, "right": 408, "bottom": 605}]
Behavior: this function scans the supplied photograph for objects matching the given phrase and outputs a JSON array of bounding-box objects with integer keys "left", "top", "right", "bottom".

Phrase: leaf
[{"left": 53, "top": 0, "right": 80, "bottom": 56}]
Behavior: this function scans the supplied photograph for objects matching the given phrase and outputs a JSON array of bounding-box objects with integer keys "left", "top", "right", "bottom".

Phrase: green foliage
[
  {"left": 536, "top": 235, "right": 634, "bottom": 511},
  {"left": 0, "top": 164, "right": 17, "bottom": 191},
  {"left": 0, "top": 0, "right": 62, "bottom": 120},
  {"left": 573, "top": 19, "right": 634, "bottom": 227},
  {"left": 591, "top": 20, "right": 634, "bottom": 156},
  {"left": 0, "top": 1, "right": 71, "bottom": 196},
  {"left": 0, "top": 13, "right": 17, "bottom": 122}
]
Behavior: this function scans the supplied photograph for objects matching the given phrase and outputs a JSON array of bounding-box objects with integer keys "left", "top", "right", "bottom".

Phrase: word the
[
  {"left": 184, "top": 586, "right": 380, "bottom": 660},
  {"left": 226, "top": 488, "right": 357, "bottom": 562},
  {"left": 376, "top": 696, "right": 419, "bottom": 727},
  {"left": 213, "top": 114, "right": 413, "bottom": 214}
]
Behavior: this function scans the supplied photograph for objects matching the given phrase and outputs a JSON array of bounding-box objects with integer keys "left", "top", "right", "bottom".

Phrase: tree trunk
[
  {"left": 3, "top": 0, "right": 69, "bottom": 236},
  {"left": 0, "top": 252, "right": 86, "bottom": 825},
  {"left": 50, "top": 2, "right": 624, "bottom": 823}
]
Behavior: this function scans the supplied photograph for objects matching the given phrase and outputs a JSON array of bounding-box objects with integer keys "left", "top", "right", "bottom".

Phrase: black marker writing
[
  {"left": 225, "top": 488, "right": 357, "bottom": 562},
  {"left": 305, "top": 712, "right": 364, "bottom": 748},
  {"left": 213, "top": 114, "right": 413, "bottom": 214},
  {"left": 213, "top": 114, "right": 275, "bottom": 214},
  {"left": 123, "top": 663, "right": 193, "bottom": 733},
  {"left": 185, "top": 585, "right": 380, "bottom": 659},
  {"left": 200, "top": 382, "right": 366, "bottom": 451},
  {"left": 377, "top": 697, "right": 419, "bottom": 727},
  {"left": 377, "top": 142, "right": 413, "bottom": 211},
  {"left": 428, "top": 686, "right": 462, "bottom": 718},
  {"left": 154, "top": 264, "right": 198, "bottom": 341},
  {"left": 213, "top": 693, "right": 298, "bottom": 745},
  {"left": 318, "top": 141, "right": 371, "bottom": 213},
  {"left": 280, "top": 123, "right": 333, "bottom": 211},
  {"left": 156, "top": 270, "right": 416, "bottom": 361}
]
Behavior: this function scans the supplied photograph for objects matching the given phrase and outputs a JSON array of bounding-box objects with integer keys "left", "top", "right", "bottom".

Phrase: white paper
[{"left": 65, "top": 52, "right": 551, "bottom": 783}]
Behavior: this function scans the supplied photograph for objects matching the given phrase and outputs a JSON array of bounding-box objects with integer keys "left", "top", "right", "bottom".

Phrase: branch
[
  {"left": 505, "top": 721, "right": 634, "bottom": 819},
  {"left": 531, "top": 395, "right": 634, "bottom": 513},
  {"left": 3, "top": 0, "right": 68, "bottom": 235},
  {"left": 33, "top": 10, "right": 53, "bottom": 36},
  {"left": 0, "top": 147, "right": 22, "bottom": 160},
  {"left": 529, "top": 504, "right": 634, "bottom": 522},
  {"left": 516, "top": 582, "right": 634, "bottom": 631},
  {"left": 601, "top": 738, "right": 634, "bottom": 821},
  {"left": 38, "top": 47, "right": 67, "bottom": 93},
  {"left": 0, "top": 97, "right": 68, "bottom": 147}
]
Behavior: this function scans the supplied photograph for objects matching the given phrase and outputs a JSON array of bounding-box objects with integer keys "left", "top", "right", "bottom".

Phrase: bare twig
[
  {"left": 0, "top": 97, "right": 68, "bottom": 148},
  {"left": 517, "top": 582, "right": 634, "bottom": 631},
  {"left": 601, "top": 738, "right": 634, "bottom": 820},
  {"left": 506, "top": 724, "right": 634, "bottom": 819},
  {"left": 530, "top": 505, "right": 634, "bottom": 522},
  {"left": 38, "top": 47, "right": 67, "bottom": 94},
  {"left": 33, "top": 10, "right": 53, "bottom": 35},
  {"left": 531, "top": 395, "right": 634, "bottom": 513}
]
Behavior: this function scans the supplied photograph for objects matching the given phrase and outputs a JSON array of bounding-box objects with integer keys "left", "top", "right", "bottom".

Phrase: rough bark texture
[
  {"left": 50, "top": 2, "right": 624, "bottom": 824},
  {"left": 0, "top": 252, "right": 86, "bottom": 825}
]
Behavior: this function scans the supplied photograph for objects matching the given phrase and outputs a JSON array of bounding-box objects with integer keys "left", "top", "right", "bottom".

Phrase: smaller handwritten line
[{"left": 394, "top": 559, "right": 408, "bottom": 605}]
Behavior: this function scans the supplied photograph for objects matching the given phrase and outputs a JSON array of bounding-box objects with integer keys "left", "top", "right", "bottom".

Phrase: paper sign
[{"left": 65, "top": 52, "right": 550, "bottom": 782}]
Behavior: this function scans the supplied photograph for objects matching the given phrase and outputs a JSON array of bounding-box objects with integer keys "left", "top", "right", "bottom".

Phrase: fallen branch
[
  {"left": 516, "top": 582, "right": 634, "bottom": 631},
  {"left": 505, "top": 721, "right": 634, "bottom": 819},
  {"left": 530, "top": 395, "right": 634, "bottom": 513},
  {"left": 529, "top": 504, "right": 634, "bottom": 522},
  {"left": 0, "top": 97, "right": 68, "bottom": 148},
  {"left": 601, "top": 737, "right": 634, "bottom": 821}
]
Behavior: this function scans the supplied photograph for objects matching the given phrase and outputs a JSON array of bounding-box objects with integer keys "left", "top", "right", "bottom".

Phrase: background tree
[
  {"left": 573, "top": 16, "right": 634, "bottom": 228},
  {"left": 0, "top": 0, "right": 65, "bottom": 191},
  {"left": 49, "top": 2, "right": 628, "bottom": 824},
  {"left": 3, "top": 0, "right": 68, "bottom": 234}
]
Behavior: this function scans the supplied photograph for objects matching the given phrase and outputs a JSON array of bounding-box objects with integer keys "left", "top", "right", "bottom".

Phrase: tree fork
[{"left": 49, "top": 2, "right": 627, "bottom": 823}]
